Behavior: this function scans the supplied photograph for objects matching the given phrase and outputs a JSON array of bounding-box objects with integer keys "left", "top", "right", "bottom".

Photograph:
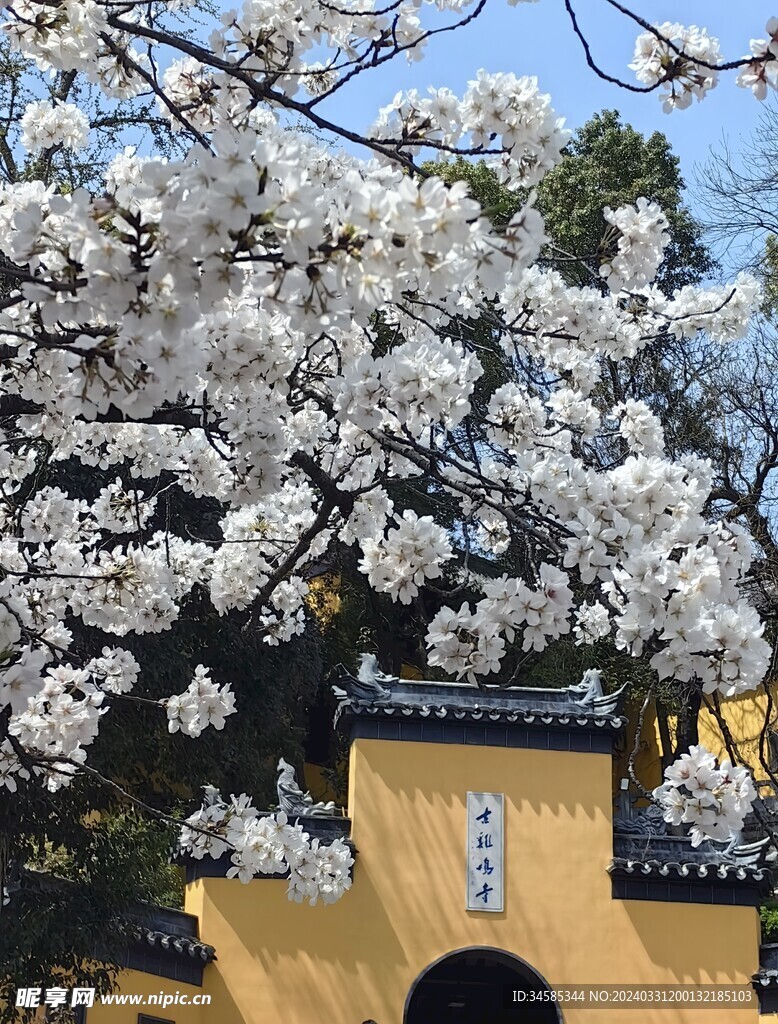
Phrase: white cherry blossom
[
  {"left": 20, "top": 100, "right": 89, "bottom": 153},
  {"left": 179, "top": 790, "right": 354, "bottom": 903},
  {"left": 164, "top": 666, "right": 236, "bottom": 738},
  {"left": 654, "top": 746, "right": 756, "bottom": 846},
  {"left": 630, "top": 23, "right": 722, "bottom": 112}
]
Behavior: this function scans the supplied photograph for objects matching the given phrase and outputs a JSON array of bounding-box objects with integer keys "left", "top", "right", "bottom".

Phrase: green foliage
[
  {"left": 432, "top": 111, "right": 714, "bottom": 295},
  {"left": 0, "top": 811, "right": 181, "bottom": 1024},
  {"left": 36, "top": 811, "right": 183, "bottom": 910},
  {"left": 536, "top": 109, "right": 715, "bottom": 293},
  {"left": 761, "top": 904, "right": 778, "bottom": 942},
  {"left": 431, "top": 157, "right": 523, "bottom": 228}
]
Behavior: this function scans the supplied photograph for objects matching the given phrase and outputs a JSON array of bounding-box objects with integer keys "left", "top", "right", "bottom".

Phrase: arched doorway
[{"left": 404, "top": 947, "right": 563, "bottom": 1024}]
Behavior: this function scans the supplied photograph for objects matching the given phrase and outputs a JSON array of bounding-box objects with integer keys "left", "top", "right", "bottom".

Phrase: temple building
[{"left": 72, "top": 667, "right": 778, "bottom": 1024}]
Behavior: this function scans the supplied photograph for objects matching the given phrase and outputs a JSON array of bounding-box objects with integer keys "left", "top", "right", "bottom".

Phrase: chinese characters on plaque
[{"left": 466, "top": 792, "right": 504, "bottom": 912}]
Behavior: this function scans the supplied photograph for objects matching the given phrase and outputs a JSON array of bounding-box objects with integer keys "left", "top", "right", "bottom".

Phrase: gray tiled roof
[
  {"left": 754, "top": 945, "right": 778, "bottom": 988},
  {"left": 122, "top": 906, "right": 216, "bottom": 982},
  {"left": 333, "top": 674, "right": 626, "bottom": 731},
  {"left": 608, "top": 857, "right": 770, "bottom": 883},
  {"left": 133, "top": 927, "right": 215, "bottom": 962},
  {"left": 754, "top": 969, "right": 778, "bottom": 987}
]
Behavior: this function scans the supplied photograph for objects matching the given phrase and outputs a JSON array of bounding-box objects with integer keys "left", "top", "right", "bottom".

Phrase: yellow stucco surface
[
  {"left": 696, "top": 690, "right": 778, "bottom": 783},
  {"left": 82, "top": 969, "right": 205, "bottom": 1024},
  {"left": 615, "top": 698, "right": 664, "bottom": 793},
  {"left": 148, "top": 737, "right": 762, "bottom": 1024},
  {"left": 644, "top": 687, "right": 778, "bottom": 785}
]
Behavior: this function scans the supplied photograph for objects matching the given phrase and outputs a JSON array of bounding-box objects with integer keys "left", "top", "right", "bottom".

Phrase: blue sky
[{"left": 317, "top": 1, "right": 777, "bottom": 211}]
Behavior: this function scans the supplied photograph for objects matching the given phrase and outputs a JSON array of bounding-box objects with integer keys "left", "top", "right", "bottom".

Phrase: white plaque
[{"left": 466, "top": 792, "right": 504, "bottom": 912}]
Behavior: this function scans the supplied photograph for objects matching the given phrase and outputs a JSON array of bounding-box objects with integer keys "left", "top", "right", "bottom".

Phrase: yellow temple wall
[
  {"left": 78, "top": 970, "right": 205, "bottom": 1023},
  {"left": 640, "top": 686, "right": 778, "bottom": 785},
  {"left": 165, "top": 736, "right": 762, "bottom": 1024},
  {"left": 696, "top": 689, "right": 778, "bottom": 782},
  {"left": 614, "top": 698, "right": 664, "bottom": 793}
]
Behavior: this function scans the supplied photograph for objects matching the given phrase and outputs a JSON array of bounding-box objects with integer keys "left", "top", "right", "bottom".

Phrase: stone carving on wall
[{"left": 612, "top": 802, "right": 668, "bottom": 837}]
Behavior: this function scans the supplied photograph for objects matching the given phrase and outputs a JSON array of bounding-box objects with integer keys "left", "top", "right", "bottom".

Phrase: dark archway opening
[{"left": 404, "top": 947, "right": 562, "bottom": 1024}]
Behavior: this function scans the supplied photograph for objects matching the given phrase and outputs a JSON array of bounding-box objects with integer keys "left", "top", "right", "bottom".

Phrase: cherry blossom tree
[
  {"left": 1, "top": 0, "right": 778, "bottom": 903},
  {"left": 431, "top": 117, "right": 726, "bottom": 763}
]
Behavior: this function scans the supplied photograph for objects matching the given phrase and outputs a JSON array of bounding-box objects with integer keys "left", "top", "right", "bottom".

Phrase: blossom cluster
[
  {"left": 3, "top": 655, "right": 104, "bottom": 792},
  {"left": 600, "top": 199, "right": 670, "bottom": 293},
  {"left": 371, "top": 73, "right": 569, "bottom": 188},
  {"left": 0, "top": 643, "right": 233, "bottom": 789},
  {"left": 737, "top": 19, "right": 778, "bottom": 98},
  {"left": 426, "top": 566, "right": 573, "bottom": 681},
  {"left": 359, "top": 511, "right": 454, "bottom": 605},
  {"left": 20, "top": 100, "right": 90, "bottom": 154},
  {"left": 630, "top": 23, "right": 722, "bottom": 112},
  {"left": 179, "top": 789, "right": 354, "bottom": 904},
  {"left": 162, "top": 58, "right": 219, "bottom": 133},
  {"left": 630, "top": 18, "right": 778, "bottom": 110},
  {"left": 653, "top": 745, "right": 757, "bottom": 846},
  {"left": 164, "top": 666, "right": 237, "bottom": 738}
]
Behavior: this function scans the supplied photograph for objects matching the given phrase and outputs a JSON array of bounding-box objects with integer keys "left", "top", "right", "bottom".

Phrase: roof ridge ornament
[
  {"left": 276, "top": 758, "right": 338, "bottom": 817},
  {"left": 328, "top": 658, "right": 628, "bottom": 740},
  {"left": 566, "top": 668, "right": 628, "bottom": 714},
  {"left": 332, "top": 654, "right": 395, "bottom": 704}
]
